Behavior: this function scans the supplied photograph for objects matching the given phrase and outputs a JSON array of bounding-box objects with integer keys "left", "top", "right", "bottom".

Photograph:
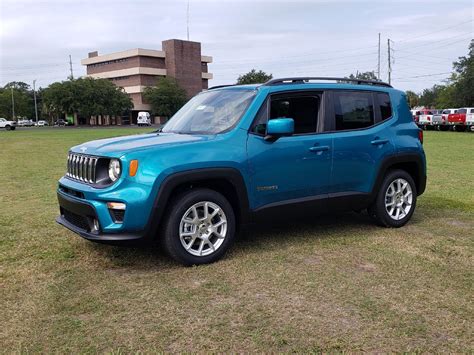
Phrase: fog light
[
  {"left": 91, "top": 219, "right": 100, "bottom": 233},
  {"left": 107, "top": 202, "right": 126, "bottom": 210},
  {"left": 107, "top": 202, "right": 126, "bottom": 223}
]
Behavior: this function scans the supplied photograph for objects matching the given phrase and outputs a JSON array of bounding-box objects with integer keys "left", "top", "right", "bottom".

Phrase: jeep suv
[{"left": 56, "top": 77, "right": 427, "bottom": 265}]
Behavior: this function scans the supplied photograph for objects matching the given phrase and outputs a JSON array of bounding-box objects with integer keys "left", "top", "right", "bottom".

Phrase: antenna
[{"left": 186, "top": 0, "right": 190, "bottom": 41}]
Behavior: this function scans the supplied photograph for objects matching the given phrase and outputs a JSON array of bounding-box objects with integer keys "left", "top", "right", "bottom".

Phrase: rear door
[{"left": 324, "top": 90, "right": 396, "bottom": 203}]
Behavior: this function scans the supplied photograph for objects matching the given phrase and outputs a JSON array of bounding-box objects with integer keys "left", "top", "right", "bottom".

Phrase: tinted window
[
  {"left": 458, "top": 108, "right": 467, "bottom": 114},
  {"left": 270, "top": 96, "right": 319, "bottom": 134},
  {"left": 470, "top": 109, "right": 474, "bottom": 113},
  {"left": 377, "top": 93, "right": 392, "bottom": 121},
  {"left": 334, "top": 92, "right": 374, "bottom": 130}
]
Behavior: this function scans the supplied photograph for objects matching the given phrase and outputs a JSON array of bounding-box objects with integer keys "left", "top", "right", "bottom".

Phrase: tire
[
  {"left": 368, "top": 169, "right": 417, "bottom": 228},
  {"left": 5, "top": 125, "right": 11, "bottom": 131},
  {"left": 160, "top": 188, "right": 236, "bottom": 265}
]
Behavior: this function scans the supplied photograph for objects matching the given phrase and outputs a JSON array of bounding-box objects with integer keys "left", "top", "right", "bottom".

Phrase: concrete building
[{"left": 81, "top": 39, "right": 213, "bottom": 124}]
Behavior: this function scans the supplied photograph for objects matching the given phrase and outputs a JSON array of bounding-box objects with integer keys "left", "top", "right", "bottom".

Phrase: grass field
[{"left": 0, "top": 128, "right": 473, "bottom": 352}]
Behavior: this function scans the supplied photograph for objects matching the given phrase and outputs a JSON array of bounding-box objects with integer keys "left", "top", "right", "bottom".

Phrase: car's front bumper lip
[
  {"left": 56, "top": 191, "right": 145, "bottom": 242},
  {"left": 56, "top": 215, "right": 144, "bottom": 241}
]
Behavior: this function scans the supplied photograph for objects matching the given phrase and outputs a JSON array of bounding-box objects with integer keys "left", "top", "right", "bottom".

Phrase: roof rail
[
  {"left": 263, "top": 77, "right": 392, "bottom": 88},
  {"left": 207, "top": 84, "right": 237, "bottom": 90}
]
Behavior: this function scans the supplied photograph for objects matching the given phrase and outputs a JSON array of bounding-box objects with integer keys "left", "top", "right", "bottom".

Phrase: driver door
[{"left": 246, "top": 91, "right": 333, "bottom": 211}]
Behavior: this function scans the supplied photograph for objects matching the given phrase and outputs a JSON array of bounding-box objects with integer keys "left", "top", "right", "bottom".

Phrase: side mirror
[{"left": 265, "top": 118, "right": 294, "bottom": 141}]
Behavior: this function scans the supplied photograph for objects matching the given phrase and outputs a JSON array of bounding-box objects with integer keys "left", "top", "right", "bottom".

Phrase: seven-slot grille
[{"left": 67, "top": 153, "right": 98, "bottom": 183}]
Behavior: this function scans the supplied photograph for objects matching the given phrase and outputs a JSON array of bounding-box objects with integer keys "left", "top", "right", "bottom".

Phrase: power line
[
  {"left": 395, "top": 19, "right": 474, "bottom": 44},
  {"left": 393, "top": 72, "right": 452, "bottom": 80}
]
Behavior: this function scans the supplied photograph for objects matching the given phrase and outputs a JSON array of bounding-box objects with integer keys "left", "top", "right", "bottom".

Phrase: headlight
[{"left": 108, "top": 159, "right": 121, "bottom": 182}]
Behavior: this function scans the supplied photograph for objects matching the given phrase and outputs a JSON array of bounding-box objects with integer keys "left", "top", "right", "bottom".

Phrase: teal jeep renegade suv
[{"left": 56, "top": 77, "right": 426, "bottom": 265}]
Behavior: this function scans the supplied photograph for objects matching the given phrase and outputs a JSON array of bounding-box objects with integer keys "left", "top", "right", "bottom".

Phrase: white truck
[
  {"left": 0, "top": 118, "right": 17, "bottom": 130},
  {"left": 137, "top": 112, "right": 151, "bottom": 126},
  {"left": 463, "top": 108, "right": 474, "bottom": 132}
]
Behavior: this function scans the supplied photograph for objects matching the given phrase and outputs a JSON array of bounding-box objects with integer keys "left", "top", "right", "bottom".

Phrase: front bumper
[{"left": 56, "top": 191, "right": 145, "bottom": 242}]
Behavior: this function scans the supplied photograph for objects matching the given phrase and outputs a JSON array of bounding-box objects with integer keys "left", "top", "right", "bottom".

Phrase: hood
[{"left": 71, "top": 132, "right": 213, "bottom": 156}]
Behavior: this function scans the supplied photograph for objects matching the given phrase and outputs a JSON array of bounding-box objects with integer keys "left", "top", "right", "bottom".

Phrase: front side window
[
  {"left": 270, "top": 96, "right": 320, "bottom": 134},
  {"left": 162, "top": 89, "right": 256, "bottom": 134},
  {"left": 334, "top": 91, "right": 374, "bottom": 130},
  {"left": 251, "top": 93, "right": 320, "bottom": 135}
]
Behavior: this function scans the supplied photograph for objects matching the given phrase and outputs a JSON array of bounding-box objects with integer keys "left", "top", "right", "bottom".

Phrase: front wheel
[
  {"left": 161, "top": 188, "right": 236, "bottom": 265},
  {"left": 5, "top": 125, "right": 11, "bottom": 131},
  {"left": 368, "top": 170, "right": 417, "bottom": 228}
]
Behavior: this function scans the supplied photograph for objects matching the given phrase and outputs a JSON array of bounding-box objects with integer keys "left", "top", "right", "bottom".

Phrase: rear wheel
[
  {"left": 368, "top": 170, "right": 417, "bottom": 228},
  {"left": 5, "top": 125, "right": 11, "bottom": 131},
  {"left": 161, "top": 188, "right": 236, "bottom": 265}
]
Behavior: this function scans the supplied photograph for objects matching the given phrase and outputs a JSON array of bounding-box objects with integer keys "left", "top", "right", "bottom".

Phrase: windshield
[{"left": 162, "top": 89, "right": 256, "bottom": 134}]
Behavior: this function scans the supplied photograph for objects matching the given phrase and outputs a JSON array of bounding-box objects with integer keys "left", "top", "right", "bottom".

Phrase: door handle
[
  {"left": 371, "top": 138, "right": 389, "bottom": 145},
  {"left": 309, "top": 145, "right": 330, "bottom": 153}
]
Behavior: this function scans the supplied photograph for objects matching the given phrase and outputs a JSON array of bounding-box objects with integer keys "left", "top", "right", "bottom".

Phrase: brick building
[{"left": 80, "top": 39, "right": 212, "bottom": 125}]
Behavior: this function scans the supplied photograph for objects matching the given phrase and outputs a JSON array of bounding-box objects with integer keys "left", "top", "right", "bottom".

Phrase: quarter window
[
  {"left": 377, "top": 93, "right": 392, "bottom": 121},
  {"left": 334, "top": 92, "right": 374, "bottom": 130}
]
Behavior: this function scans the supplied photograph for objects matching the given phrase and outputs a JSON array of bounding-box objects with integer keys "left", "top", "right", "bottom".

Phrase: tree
[
  {"left": 42, "top": 78, "right": 133, "bottom": 122},
  {"left": 237, "top": 69, "right": 273, "bottom": 84},
  {"left": 143, "top": 77, "right": 188, "bottom": 118},
  {"left": 0, "top": 82, "right": 31, "bottom": 119},
  {"left": 405, "top": 90, "right": 419, "bottom": 108},
  {"left": 451, "top": 39, "right": 473, "bottom": 106},
  {"left": 346, "top": 71, "right": 380, "bottom": 81}
]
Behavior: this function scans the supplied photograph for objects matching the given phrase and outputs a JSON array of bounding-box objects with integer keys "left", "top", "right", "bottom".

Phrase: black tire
[
  {"left": 368, "top": 169, "right": 417, "bottom": 228},
  {"left": 439, "top": 125, "right": 449, "bottom": 131},
  {"left": 160, "top": 188, "right": 236, "bottom": 265},
  {"left": 5, "top": 125, "right": 11, "bottom": 131}
]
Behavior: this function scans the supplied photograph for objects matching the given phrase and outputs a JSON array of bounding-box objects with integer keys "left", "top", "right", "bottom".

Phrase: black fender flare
[
  {"left": 145, "top": 167, "right": 251, "bottom": 237},
  {"left": 370, "top": 152, "right": 426, "bottom": 200}
]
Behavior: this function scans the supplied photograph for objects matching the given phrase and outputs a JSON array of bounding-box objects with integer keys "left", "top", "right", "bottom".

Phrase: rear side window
[
  {"left": 334, "top": 91, "right": 374, "bottom": 130},
  {"left": 458, "top": 109, "right": 467, "bottom": 114},
  {"left": 377, "top": 93, "right": 392, "bottom": 121}
]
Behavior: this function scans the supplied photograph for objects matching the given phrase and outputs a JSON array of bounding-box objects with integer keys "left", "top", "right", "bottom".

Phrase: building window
[{"left": 89, "top": 58, "right": 128, "bottom": 68}]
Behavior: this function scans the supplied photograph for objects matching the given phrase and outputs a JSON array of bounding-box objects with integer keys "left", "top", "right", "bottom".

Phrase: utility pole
[
  {"left": 33, "top": 80, "right": 39, "bottom": 124},
  {"left": 377, "top": 33, "right": 381, "bottom": 80},
  {"left": 186, "top": 0, "right": 190, "bottom": 41},
  {"left": 10, "top": 86, "right": 15, "bottom": 120},
  {"left": 387, "top": 38, "right": 391, "bottom": 85},
  {"left": 69, "top": 54, "right": 74, "bottom": 79}
]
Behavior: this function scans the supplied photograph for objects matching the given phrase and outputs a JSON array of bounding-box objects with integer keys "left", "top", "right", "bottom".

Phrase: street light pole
[
  {"left": 10, "top": 86, "right": 15, "bottom": 120},
  {"left": 33, "top": 80, "right": 39, "bottom": 124}
]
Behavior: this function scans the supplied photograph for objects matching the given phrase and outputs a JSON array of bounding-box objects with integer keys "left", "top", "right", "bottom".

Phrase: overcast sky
[{"left": 0, "top": 0, "right": 472, "bottom": 92}]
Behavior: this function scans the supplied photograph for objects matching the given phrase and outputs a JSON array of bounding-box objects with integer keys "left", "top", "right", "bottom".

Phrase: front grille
[
  {"left": 66, "top": 153, "right": 98, "bottom": 184},
  {"left": 62, "top": 208, "right": 91, "bottom": 231}
]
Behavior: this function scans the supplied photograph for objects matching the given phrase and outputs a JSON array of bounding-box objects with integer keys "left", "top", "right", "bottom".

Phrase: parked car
[
  {"left": 0, "top": 117, "right": 17, "bottom": 130},
  {"left": 433, "top": 108, "right": 458, "bottom": 131},
  {"left": 54, "top": 119, "right": 67, "bottom": 126},
  {"left": 448, "top": 108, "right": 471, "bottom": 131},
  {"left": 56, "top": 77, "right": 427, "bottom": 265},
  {"left": 410, "top": 109, "right": 421, "bottom": 123},
  {"left": 137, "top": 111, "right": 152, "bottom": 126},
  {"left": 37, "top": 120, "right": 49, "bottom": 126},
  {"left": 465, "top": 108, "right": 474, "bottom": 132},
  {"left": 418, "top": 109, "right": 438, "bottom": 130}
]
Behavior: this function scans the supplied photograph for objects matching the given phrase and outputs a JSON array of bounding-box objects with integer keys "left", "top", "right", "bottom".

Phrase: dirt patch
[{"left": 356, "top": 263, "right": 377, "bottom": 272}]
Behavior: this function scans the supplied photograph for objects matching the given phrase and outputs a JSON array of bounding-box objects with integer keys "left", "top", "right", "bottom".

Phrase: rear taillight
[
  {"left": 427, "top": 117, "right": 431, "bottom": 121},
  {"left": 418, "top": 130, "right": 423, "bottom": 144}
]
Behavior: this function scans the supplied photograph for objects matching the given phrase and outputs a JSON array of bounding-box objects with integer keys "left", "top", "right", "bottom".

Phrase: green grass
[{"left": 1, "top": 128, "right": 473, "bottom": 352}]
